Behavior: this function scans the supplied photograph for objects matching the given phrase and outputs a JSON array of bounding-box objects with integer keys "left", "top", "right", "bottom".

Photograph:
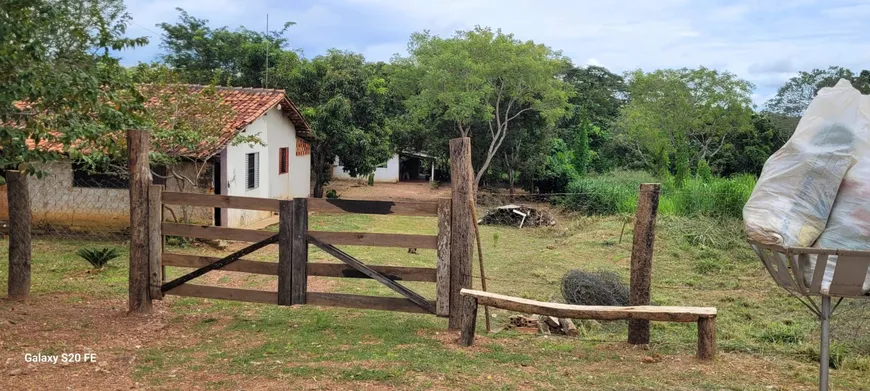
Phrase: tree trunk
[
  {"left": 313, "top": 172, "right": 324, "bottom": 198},
  {"left": 507, "top": 168, "right": 516, "bottom": 202},
  {"left": 7, "top": 170, "right": 31, "bottom": 300},
  {"left": 312, "top": 152, "right": 326, "bottom": 198}
]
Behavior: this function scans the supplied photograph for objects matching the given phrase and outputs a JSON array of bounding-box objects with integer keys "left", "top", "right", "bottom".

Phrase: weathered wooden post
[
  {"left": 290, "top": 198, "right": 308, "bottom": 305},
  {"left": 435, "top": 199, "right": 452, "bottom": 317},
  {"left": 279, "top": 198, "right": 308, "bottom": 306},
  {"left": 697, "top": 316, "right": 717, "bottom": 360},
  {"left": 128, "top": 129, "right": 152, "bottom": 314},
  {"left": 7, "top": 170, "right": 31, "bottom": 300},
  {"left": 628, "top": 183, "right": 660, "bottom": 344},
  {"left": 148, "top": 184, "right": 164, "bottom": 300},
  {"left": 278, "top": 200, "right": 293, "bottom": 305},
  {"left": 448, "top": 137, "right": 474, "bottom": 330}
]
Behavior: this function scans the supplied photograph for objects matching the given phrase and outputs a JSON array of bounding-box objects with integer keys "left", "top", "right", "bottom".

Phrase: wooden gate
[{"left": 148, "top": 189, "right": 454, "bottom": 316}]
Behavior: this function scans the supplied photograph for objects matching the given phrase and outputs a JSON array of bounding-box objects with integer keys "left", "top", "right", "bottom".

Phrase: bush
[
  {"left": 535, "top": 138, "right": 579, "bottom": 194},
  {"left": 561, "top": 270, "right": 629, "bottom": 306},
  {"left": 325, "top": 189, "right": 339, "bottom": 199},
  {"left": 76, "top": 247, "right": 120, "bottom": 269}
]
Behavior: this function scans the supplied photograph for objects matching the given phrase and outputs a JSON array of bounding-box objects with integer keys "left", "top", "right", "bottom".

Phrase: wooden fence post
[
  {"left": 278, "top": 200, "right": 293, "bottom": 305},
  {"left": 697, "top": 316, "right": 717, "bottom": 360},
  {"left": 290, "top": 198, "right": 308, "bottom": 305},
  {"left": 148, "top": 185, "right": 164, "bottom": 300},
  {"left": 435, "top": 199, "right": 452, "bottom": 317},
  {"left": 628, "top": 183, "right": 660, "bottom": 344},
  {"left": 448, "top": 137, "right": 473, "bottom": 330},
  {"left": 128, "top": 129, "right": 152, "bottom": 314},
  {"left": 7, "top": 170, "right": 31, "bottom": 300}
]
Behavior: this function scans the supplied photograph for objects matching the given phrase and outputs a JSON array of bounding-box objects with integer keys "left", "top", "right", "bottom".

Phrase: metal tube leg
[{"left": 819, "top": 295, "right": 831, "bottom": 391}]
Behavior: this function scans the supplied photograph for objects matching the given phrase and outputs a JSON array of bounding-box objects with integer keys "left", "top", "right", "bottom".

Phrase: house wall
[
  {"left": 0, "top": 160, "right": 212, "bottom": 232},
  {"left": 331, "top": 154, "right": 399, "bottom": 183},
  {"left": 224, "top": 106, "right": 310, "bottom": 228},
  {"left": 226, "top": 113, "right": 273, "bottom": 228}
]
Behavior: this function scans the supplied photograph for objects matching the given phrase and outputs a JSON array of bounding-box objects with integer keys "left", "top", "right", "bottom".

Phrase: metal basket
[{"left": 749, "top": 240, "right": 870, "bottom": 391}]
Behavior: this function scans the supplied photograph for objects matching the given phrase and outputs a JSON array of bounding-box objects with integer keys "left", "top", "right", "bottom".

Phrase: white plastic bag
[
  {"left": 813, "top": 157, "right": 870, "bottom": 294},
  {"left": 744, "top": 79, "right": 870, "bottom": 247}
]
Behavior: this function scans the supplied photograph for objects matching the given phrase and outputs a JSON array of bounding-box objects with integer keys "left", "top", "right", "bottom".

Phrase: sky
[{"left": 121, "top": 0, "right": 870, "bottom": 106}]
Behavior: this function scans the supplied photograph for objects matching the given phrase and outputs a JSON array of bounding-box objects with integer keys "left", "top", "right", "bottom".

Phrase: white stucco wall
[
  {"left": 225, "top": 106, "right": 310, "bottom": 228},
  {"left": 331, "top": 154, "right": 399, "bottom": 183},
  {"left": 290, "top": 144, "right": 310, "bottom": 197}
]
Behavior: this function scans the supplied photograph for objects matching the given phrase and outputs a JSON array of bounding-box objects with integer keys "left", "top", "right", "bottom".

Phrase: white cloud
[{"left": 121, "top": 0, "right": 870, "bottom": 106}]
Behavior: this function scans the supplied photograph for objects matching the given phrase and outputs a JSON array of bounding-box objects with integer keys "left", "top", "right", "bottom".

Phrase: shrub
[
  {"left": 325, "top": 189, "right": 339, "bottom": 199},
  {"left": 535, "top": 138, "right": 579, "bottom": 194},
  {"left": 76, "top": 247, "right": 120, "bottom": 269},
  {"left": 561, "top": 270, "right": 629, "bottom": 306}
]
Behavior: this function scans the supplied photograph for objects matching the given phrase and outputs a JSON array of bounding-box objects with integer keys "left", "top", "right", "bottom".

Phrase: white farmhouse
[
  {"left": 0, "top": 85, "right": 313, "bottom": 230},
  {"left": 331, "top": 151, "right": 437, "bottom": 183}
]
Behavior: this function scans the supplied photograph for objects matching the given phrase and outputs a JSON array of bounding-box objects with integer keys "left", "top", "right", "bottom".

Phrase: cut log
[
  {"left": 559, "top": 318, "right": 579, "bottom": 337},
  {"left": 544, "top": 316, "right": 561, "bottom": 328}
]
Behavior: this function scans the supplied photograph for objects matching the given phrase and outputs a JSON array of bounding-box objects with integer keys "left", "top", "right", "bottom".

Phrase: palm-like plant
[{"left": 76, "top": 247, "right": 120, "bottom": 270}]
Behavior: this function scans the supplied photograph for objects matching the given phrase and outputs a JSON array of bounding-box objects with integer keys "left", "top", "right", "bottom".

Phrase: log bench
[{"left": 458, "top": 289, "right": 718, "bottom": 360}]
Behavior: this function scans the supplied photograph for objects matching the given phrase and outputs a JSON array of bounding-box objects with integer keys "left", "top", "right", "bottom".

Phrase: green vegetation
[
  {"left": 557, "top": 170, "right": 755, "bottom": 219},
  {"left": 2, "top": 212, "right": 868, "bottom": 389},
  {"left": 75, "top": 247, "right": 120, "bottom": 269}
]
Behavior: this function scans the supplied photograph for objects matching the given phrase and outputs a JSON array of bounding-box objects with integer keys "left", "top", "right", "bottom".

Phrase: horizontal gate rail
[
  {"left": 163, "top": 222, "right": 437, "bottom": 249},
  {"left": 163, "top": 253, "right": 437, "bottom": 282},
  {"left": 161, "top": 234, "right": 279, "bottom": 292},
  {"left": 161, "top": 191, "right": 439, "bottom": 216},
  {"left": 307, "top": 234, "right": 436, "bottom": 314},
  {"left": 165, "top": 284, "right": 434, "bottom": 314}
]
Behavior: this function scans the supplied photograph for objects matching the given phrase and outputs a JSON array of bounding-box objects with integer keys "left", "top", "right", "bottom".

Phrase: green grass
[
  {"left": 1, "top": 212, "right": 869, "bottom": 389},
  {"left": 559, "top": 170, "right": 756, "bottom": 219}
]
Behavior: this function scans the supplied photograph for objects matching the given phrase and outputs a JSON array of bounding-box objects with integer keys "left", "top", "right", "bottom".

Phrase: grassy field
[{"left": 1, "top": 209, "right": 869, "bottom": 390}]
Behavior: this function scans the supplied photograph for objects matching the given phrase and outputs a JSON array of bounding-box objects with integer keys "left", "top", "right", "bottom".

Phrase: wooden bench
[{"left": 458, "top": 289, "right": 718, "bottom": 360}]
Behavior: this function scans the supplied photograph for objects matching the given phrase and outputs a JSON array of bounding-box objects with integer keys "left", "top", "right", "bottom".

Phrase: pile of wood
[
  {"left": 505, "top": 315, "right": 578, "bottom": 336},
  {"left": 478, "top": 205, "right": 556, "bottom": 228}
]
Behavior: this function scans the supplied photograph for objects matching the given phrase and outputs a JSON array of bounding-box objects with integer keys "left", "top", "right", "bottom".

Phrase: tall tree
[
  {"left": 764, "top": 66, "right": 870, "bottom": 141},
  {"left": 561, "top": 64, "right": 626, "bottom": 129},
  {"left": 402, "top": 27, "right": 571, "bottom": 191},
  {"left": 618, "top": 67, "right": 754, "bottom": 183},
  {"left": 0, "top": 0, "right": 147, "bottom": 299},
  {"left": 274, "top": 50, "right": 394, "bottom": 197},
  {"left": 157, "top": 8, "right": 298, "bottom": 87}
]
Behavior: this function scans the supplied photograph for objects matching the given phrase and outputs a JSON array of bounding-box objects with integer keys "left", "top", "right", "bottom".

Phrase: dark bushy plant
[
  {"left": 561, "top": 270, "right": 629, "bottom": 306},
  {"left": 76, "top": 247, "right": 120, "bottom": 269}
]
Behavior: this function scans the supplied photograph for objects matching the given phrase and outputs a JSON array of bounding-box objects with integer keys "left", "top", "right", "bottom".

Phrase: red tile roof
[
  {"left": 148, "top": 85, "right": 313, "bottom": 159},
  {"left": 20, "top": 84, "right": 312, "bottom": 159}
]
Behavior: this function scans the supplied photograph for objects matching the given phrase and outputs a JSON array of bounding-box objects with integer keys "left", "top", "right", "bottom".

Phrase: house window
[
  {"left": 72, "top": 162, "right": 129, "bottom": 189},
  {"left": 246, "top": 152, "right": 259, "bottom": 190},
  {"left": 278, "top": 147, "right": 289, "bottom": 174}
]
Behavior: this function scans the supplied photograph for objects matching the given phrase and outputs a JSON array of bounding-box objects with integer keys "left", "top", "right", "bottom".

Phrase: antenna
[{"left": 265, "top": 13, "right": 269, "bottom": 89}]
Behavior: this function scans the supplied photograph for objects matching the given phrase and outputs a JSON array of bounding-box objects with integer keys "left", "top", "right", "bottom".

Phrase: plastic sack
[
  {"left": 744, "top": 79, "right": 870, "bottom": 247},
  {"left": 812, "top": 158, "right": 870, "bottom": 294}
]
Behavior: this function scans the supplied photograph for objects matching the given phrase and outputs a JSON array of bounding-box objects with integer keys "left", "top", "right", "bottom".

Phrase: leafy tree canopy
[
  {"left": 0, "top": 0, "right": 148, "bottom": 175},
  {"left": 618, "top": 67, "right": 754, "bottom": 179},
  {"left": 400, "top": 27, "right": 571, "bottom": 190},
  {"left": 157, "top": 8, "right": 299, "bottom": 88},
  {"left": 274, "top": 50, "right": 394, "bottom": 197}
]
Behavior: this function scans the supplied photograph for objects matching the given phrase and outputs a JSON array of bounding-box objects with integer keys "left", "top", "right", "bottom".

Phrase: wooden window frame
[{"left": 278, "top": 147, "right": 289, "bottom": 175}]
